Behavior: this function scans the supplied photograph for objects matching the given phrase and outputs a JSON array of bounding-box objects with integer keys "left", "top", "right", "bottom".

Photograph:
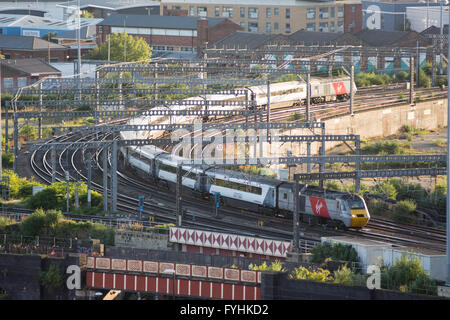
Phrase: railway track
[
  {"left": 28, "top": 129, "right": 316, "bottom": 245},
  {"left": 19, "top": 83, "right": 448, "bottom": 254}
]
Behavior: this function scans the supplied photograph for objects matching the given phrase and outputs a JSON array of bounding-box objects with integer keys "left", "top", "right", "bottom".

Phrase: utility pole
[
  {"left": 0, "top": 58, "right": 2, "bottom": 182},
  {"left": 446, "top": 4, "right": 450, "bottom": 287},
  {"left": 76, "top": 0, "right": 81, "bottom": 101},
  {"left": 176, "top": 164, "right": 182, "bottom": 227},
  {"left": 292, "top": 178, "right": 299, "bottom": 252}
]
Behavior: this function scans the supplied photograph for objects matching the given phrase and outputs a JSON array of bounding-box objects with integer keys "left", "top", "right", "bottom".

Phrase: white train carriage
[{"left": 204, "top": 168, "right": 277, "bottom": 207}]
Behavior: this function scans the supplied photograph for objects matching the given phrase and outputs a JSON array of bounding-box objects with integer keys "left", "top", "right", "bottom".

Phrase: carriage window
[
  {"left": 283, "top": 193, "right": 288, "bottom": 199},
  {"left": 212, "top": 178, "right": 262, "bottom": 195}
]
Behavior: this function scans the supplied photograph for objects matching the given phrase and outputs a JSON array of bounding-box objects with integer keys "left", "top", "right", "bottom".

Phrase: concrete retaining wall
[
  {"left": 272, "top": 97, "right": 448, "bottom": 160},
  {"left": 114, "top": 229, "right": 169, "bottom": 250}
]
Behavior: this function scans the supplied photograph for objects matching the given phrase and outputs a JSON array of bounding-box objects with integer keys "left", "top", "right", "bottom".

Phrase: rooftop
[
  {"left": 210, "top": 31, "right": 280, "bottom": 49},
  {"left": 354, "top": 29, "right": 413, "bottom": 46},
  {"left": 98, "top": 14, "right": 228, "bottom": 29},
  {"left": 0, "top": 58, "right": 62, "bottom": 75},
  {"left": 58, "top": 0, "right": 160, "bottom": 11},
  {"left": 161, "top": 0, "right": 360, "bottom": 5},
  {"left": 0, "top": 34, "right": 67, "bottom": 50},
  {"left": 0, "top": 13, "right": 102, "bottom": 30},
  {"left": 53, "top": 25, "right": 97, "bottom": 40}
]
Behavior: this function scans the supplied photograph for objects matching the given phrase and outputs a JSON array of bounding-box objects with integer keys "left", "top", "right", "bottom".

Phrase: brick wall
[
  {"left": 344, "top": 3, "right": 362, "bottom": 34},
  {"left": 207, "top": 19, "right": 244, "bottom": 44},
  {"left": 97, "top": 18, "right": 241, "bottom": 52}
]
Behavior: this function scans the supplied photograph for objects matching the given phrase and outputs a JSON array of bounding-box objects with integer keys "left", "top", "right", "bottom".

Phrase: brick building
[
  {"left": 96, "top": 14, "right": 243, "bottom": 55},
  {"left": 160, "top": 0, "right": 362, "bottom": 35},
  {"left": 0, "top": 34, "right": 69, "bottom": 62},
  {"left": 0, "top": 58, "right": 61, "bottom": 93}
]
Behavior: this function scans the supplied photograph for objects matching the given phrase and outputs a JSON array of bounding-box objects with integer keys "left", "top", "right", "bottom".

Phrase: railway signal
[
  {"left": 138, "top": 195, "right": 145, "bottom": 220},
  {"left": 214, "top": 192, "right": 221, "bottom": 217}
]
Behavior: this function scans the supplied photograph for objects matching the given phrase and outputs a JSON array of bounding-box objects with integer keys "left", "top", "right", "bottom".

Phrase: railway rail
[{"left": 19, "top": 82, "right": 448, "bottom": 254}]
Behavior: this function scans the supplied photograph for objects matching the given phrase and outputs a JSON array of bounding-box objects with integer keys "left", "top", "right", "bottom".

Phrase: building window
[
  {"left": 274, "top": 8, "right": 279, "bottom": 16},
  {"left": 285, "top": 23, "right": 291, "bottom": 33},
  {"left": 286, "top": 8, "right": 290, "bottom": 19},
  {"left": 248, "top": 7, "right": 258, "bottom": 19},
  {"left": 319, "top": 22, "right": 328, "bottom": 32},
  {"left": 17, "top": 77, "right": 27, "bottom": 87},
  {"left": 330, "top": 21, "right": 335, "bottom": 32},
  {"left": 266, "top": 22, "right": 271, "bottom": 33},
  {"left": 330, "top": 7, "right": 334, "bottom": 18},
  {"left": 306, "top": 22, "right": 315, "bottom": 31},
  {"left": 248, "top": 22, "right": 258, "bottom": 32},
  {"left": 189, "top": 6, "right": 194, "bottom": 16},
  {"left": 337, "top": 7, "right": 344, "bottom": 18},
  {"left": 98, "top": 26, "right": 103, "bottom": 33},
  {"left": 240, "top": 7, "right": 245, "bottom": 17},
  {"left": 352, "top": 6, "right": 356, "bottom": 13},
  {"left": 307, "top": 8, "right": 315, "bottom": 19},
  {"left": 266, "top": 8, "right": 271, "bottom": 18},
  {"left": 3, "top": 78, "right": 13, "bottom": 89},
  {"left": 223, "top": 7, "right": 233, "bottom": 18},
  {"left": 240, "top": 22, "right": 245, "bottom": 28},
  {"left": 181, "top": 46, "right": 193, "bottom": 52},
  {"left": 337, "top": 20, "right": 344, "bottom": 32},
  {"left": 319, "top": 8, "right": 328, "bottom": 19},
  {"left": 274, "top": 22, "right": 279, "bottom": 30},
  {"left": 166, "top": 46, "right": 174, "bottom": 51},
  {"left": 215, "top": 6, "right": 220, "bottom": 16},
  {"left": 197, "top": 7, "right": 207, "bottom": 17}
]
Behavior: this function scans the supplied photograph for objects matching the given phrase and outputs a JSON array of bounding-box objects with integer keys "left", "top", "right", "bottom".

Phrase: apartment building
[{"left": 160, "top": 0, "right": 362, "bottom": 34}]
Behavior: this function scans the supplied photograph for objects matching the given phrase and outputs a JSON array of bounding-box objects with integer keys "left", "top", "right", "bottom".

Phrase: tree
[
  {"left": 85, "top": 33, "right": 152, "bottom": 62},
  {"left": 42, "top": 32, "right": 58, "bottom": 44},
  {"left": 81, "top": 10, "right": 94, "bottom": 18},
  {"left": 39, "top": 264, "right": 65, "bottom": 294}
]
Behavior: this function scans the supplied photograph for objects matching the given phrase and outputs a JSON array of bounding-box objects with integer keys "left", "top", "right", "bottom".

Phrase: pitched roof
[
  {"left": 98, "top": 14, "right": 226, "bottom": 29},
  {"left": 0, "top": 58, "right": 61, "bottom": 75},
  {"left": 288, "top": 29, "right": 343, "bottom": 45},
  {"left": 210, "top": 31, "right": 279, "bottom": 49},
  {"left": 53, "top": 25, "right": 97, "bottom": 40},
  {"left": 420, "top": 25, "right": 449, "bottom": 36},
  {"left": 0, "top": 34, "right": 67, "bottom": 50},
  {"left": 354, "top": 29, "right": 412, "bottom": 46}
]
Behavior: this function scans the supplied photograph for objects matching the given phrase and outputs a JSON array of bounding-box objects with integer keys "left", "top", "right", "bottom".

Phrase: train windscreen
[{"left": 346, "top": 198, "right": 365, "bottom": 209}]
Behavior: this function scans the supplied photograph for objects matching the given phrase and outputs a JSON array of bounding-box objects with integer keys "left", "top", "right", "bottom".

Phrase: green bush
[
  {"left": 355, "top": 72, "right": 393, "bottom": 87},
  {"left": 2, "top": 169, "right": 43, "bottom": 199},
  {"left": 26, "top": 181, "right": 103, "bottom": 213},
  {"left": 366, "top": 198, "right": 389, "bottom": 216},
  {"left": 310, "top": 242, "right": 360, "bottom": 265},
  {"left": 381, "top": 253, "right": 436, "bottom": 295},
  {"left": 39, "top": 264, "right": 65, "bottom": 293},
  {"left": 2, "top": 153, "right": 14, "bottom": 168},
  {"left": 393, "top": 199, "right": 417, "bottom": 223}
]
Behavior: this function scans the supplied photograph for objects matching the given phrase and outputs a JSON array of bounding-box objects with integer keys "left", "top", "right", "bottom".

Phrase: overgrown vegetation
[
  {"left": 381, "top": 253, "right": 437, "bottom": 295},
  {"left": 2, "top": 170, "right": 103, "bottom": 215},
  {"left": 18, "top": 208, "right": 115, "bottom": 245},
  {"left": 310, "top": 242, "right": 360, "bottom": 266},
  {"left": 39, "top": 264, "right": 65, "bottom": 293},
  {"left": 249, "top": 248, "right": 437, "bottom": 296}
]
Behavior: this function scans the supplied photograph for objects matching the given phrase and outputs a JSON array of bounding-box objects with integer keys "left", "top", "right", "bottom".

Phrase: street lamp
[{"left": 163, "top": 268, "right": 176, "bottom": 299}]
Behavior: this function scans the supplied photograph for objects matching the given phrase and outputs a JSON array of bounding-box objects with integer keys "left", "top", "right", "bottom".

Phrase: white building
[{"left": 407, "top": 5, "right": 450, "bottom": 32}]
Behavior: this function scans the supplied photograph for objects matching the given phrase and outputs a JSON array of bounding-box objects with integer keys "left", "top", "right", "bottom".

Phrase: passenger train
[
  {"left": 119, "top": 76, "right": 369, "bottom": 229},
  {"left": 120, "top": 143, "right": 370, "bottom": 229}
]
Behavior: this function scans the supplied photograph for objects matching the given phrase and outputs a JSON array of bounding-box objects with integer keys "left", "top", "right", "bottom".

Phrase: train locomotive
[{"left": 119, "top": 76, "right": 369, "bottom": 229}]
